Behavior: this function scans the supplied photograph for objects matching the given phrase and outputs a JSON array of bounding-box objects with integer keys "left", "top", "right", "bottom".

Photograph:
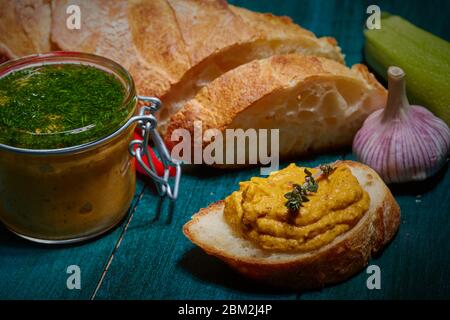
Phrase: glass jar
[{"left": 0, "top": 52, "right": 180, "bottom": 244}]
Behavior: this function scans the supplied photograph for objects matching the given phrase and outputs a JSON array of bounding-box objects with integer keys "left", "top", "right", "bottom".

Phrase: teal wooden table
[{"left": 0, "top": 0, "right": 449, "bottom": 300}]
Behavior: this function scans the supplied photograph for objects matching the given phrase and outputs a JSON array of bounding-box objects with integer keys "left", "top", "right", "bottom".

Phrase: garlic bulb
[{"left": 353, "top": 66, "right": 450, "bottom": 183}]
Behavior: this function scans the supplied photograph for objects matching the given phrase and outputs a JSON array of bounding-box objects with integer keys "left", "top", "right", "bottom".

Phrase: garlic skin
[{"left": 353, "top": 66, "right": 450, "bottom": 183}]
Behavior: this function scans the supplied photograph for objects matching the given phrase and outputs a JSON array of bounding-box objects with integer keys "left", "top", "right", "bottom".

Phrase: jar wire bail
[{"left": 128, "top": 96, "right": 182, "bottom": 200}]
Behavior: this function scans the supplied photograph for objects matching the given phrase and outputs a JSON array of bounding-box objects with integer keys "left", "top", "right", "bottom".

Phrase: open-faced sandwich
[{"left": 183, "top": 161, "right": 400, "bottom": 289}]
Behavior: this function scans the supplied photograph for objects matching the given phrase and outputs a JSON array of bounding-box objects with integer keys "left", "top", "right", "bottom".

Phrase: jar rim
[{"left": 0, "top": 51, "right": 137, "bottom": 154}]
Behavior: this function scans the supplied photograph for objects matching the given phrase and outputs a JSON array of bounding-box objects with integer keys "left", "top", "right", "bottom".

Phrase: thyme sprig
[
  {"left": 284, "top": 163, "right": 336, "bottom": 213},
  {"left": 320, "top": 164, "right": 335, "bottom": 175}
]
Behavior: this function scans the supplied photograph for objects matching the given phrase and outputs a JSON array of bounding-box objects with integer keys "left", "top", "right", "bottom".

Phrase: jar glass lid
[{"left": 0, "top": 52, "right": 136, "bottom": 150}]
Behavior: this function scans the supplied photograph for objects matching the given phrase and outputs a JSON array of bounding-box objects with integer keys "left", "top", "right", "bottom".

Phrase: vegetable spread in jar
[
  {"left": 0, "top": 53, "right": 139, "bottom": 243},
  {"left": 224, "top": 164, "right": 370, "bottom": 251},
  {"left": 0, "top": 63, "right": 132, "bottom": 149}
]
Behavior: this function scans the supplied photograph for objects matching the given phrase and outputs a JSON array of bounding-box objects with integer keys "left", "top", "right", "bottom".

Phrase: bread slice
[
  {"left": 49, "top": 1, "right": 344, "bottom": 131},
  {"left": 230, "top": 5, "right": 343, "bottom": 64},
  {"left": 167, "top": 0, "right": 260, "bottom": 66},
  {"left": 165, "top": 54, "right": 387, "bottom": 162},
  {"left": 49, "top": 0, "right": 282, "bottom": 98},
  {"left": 0, "top": 0, "right": 52, "bottom": 59},
  {"left": 158, "top": 4, "right": 344, "bottom": 133},
  {"left": 183, "top": 161, "right": 400, "bottom": 290},
  {"left": 2, "top": 1, "right": 345, "bottom": 113}
]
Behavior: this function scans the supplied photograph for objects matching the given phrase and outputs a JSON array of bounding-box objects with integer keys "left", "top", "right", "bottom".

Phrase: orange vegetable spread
[{"left": 224, "top": 164, "right": 370, "bottom": 251}]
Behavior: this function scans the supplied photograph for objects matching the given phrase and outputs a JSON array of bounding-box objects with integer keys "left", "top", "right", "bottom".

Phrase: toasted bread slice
[
  {"left": 165, "top": 54, "right": 387, "bottom": 163},
  {"left": 183, "top": 161, "right": 400, "bottom": 290},
  {"left": 158, "top": 4, "right": 344, "bottom": 132}
]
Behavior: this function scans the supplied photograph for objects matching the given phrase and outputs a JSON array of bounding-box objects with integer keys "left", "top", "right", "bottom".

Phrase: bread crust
[
  {"left": 165, "top": 54, "right": 387, "bottom": 157},
  {"left": 183, "top": 161, "right": 400, "bottom": 290},
  {"left": 169, "top": 55, "right": 385, "bottom": 136},
  {"left": 1, "top": 1, "right": 344, "bottom": 101},
  {"left": 167, "top": 0, "right": 258, "bottom": 66},
  {"left": 0, "top": 0, "right": 52, "bottom": 58},
  {"left": 156, "top": 3, "right": 344, "bottom": 133}
]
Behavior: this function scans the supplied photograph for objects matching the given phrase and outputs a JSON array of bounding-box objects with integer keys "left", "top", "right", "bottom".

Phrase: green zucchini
[{"left": 364, "top": 13, "right": 450, "bottom": 126}]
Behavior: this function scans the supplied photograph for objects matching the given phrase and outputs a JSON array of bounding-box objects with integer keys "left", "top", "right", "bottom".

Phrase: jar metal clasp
[{"left": 127, "top": 96, "right": 181, "bottom": 200}]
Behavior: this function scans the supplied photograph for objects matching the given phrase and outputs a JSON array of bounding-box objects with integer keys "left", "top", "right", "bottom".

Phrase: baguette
[
  {"left": 183, "top": 161, "right": 401, "bottom": 290},
  {"left": 49, "top": 0, "right": 256, "bottom": 98},
  {"left": 157, "top": 3, "right": 344, "bottom": 132},
  {"left": 165, "top": 54, "right": 387, "bottom": 163},
  {"left": 1, "top": 0, "right": 345, "bottom": 120},
  {"left": 50, "top": 1, "right": 343, "bottom": 130},
  {"left": 51, "top": 0, "right": 190, "bottom": 98},
  {"left": 2, "top": 1, "right": 355, "bottom": 143}
]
